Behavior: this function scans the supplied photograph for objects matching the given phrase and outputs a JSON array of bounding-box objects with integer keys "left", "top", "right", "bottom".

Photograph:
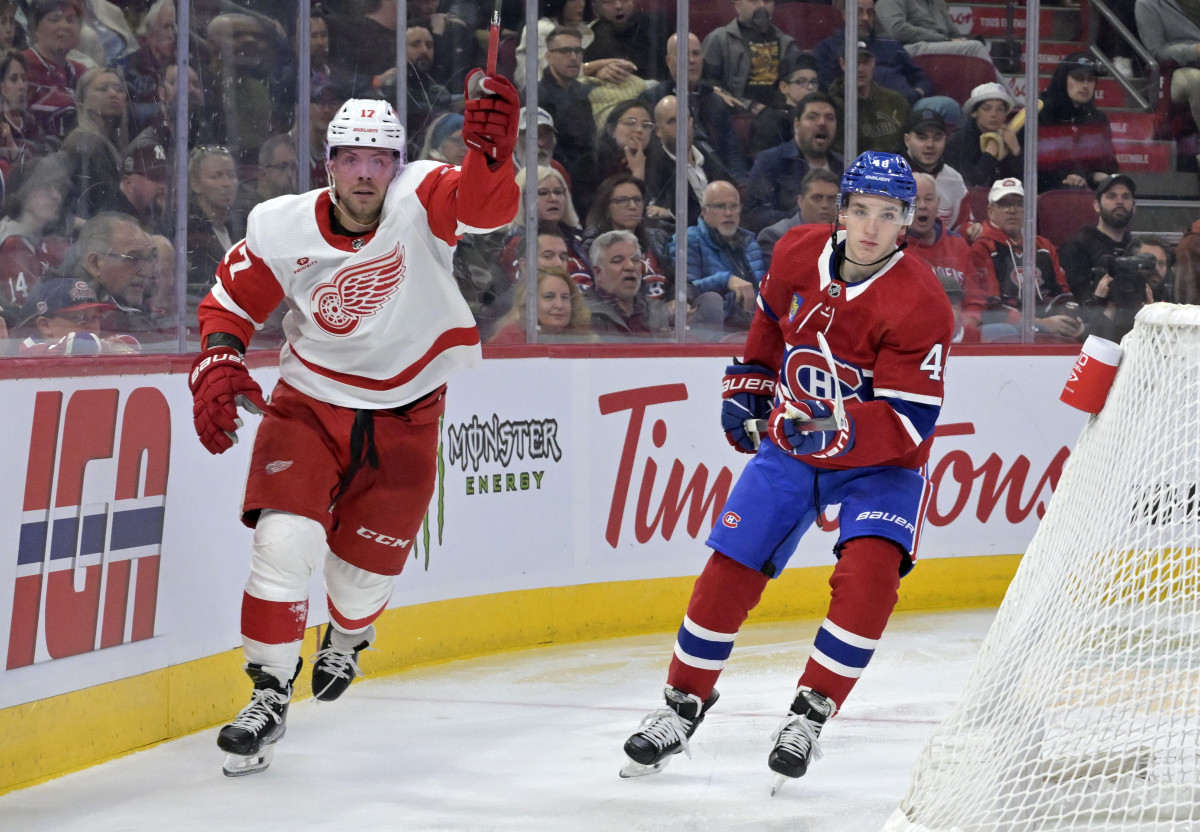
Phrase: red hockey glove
[
  {"left": 463, "top": 70, "right": 520, "bottom": 161},
  {"left": 721, "top": 363, "right": 776, "bottom": 454},
  {"left": 188, "top": 346, "right": 267, "bottom": 455},
  {"left": 767, "top": 399, "right": 854, "bottom": 459}
]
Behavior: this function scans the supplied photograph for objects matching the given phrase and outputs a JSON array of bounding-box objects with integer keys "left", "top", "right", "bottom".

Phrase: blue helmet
[{"left": 838, "top": 151, "right": 917, "bottom": 222}]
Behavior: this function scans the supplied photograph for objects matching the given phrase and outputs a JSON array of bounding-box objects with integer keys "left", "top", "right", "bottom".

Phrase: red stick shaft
[{"left": 486, "top": 6, "right": 500, "bottom": 76}]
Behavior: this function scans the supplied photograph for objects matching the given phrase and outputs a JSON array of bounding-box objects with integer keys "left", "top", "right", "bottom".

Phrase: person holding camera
[
  {"left": 1059, "top": 174, "right": 1138, "bottom": 306},
  {"left": 964, "top": 177, "right": 1083, "bottom": 342}
]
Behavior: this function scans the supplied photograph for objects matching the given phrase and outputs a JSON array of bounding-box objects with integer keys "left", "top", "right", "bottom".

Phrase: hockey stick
[
  {"left": 486, "top": 0, "right": 501, "bottom": 76},
  {"left": 743, "top": 331, "right": 846, "bottom": 442}
]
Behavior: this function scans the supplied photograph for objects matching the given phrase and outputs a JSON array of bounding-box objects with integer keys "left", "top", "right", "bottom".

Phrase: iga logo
[{"left": 8, "top": 388, "right": 170, "bottom": 669}]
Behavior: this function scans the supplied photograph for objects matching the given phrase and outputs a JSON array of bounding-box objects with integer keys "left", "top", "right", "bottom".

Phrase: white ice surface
[{"left": 0, "top": 609, "right": 995, "bottom": 832}]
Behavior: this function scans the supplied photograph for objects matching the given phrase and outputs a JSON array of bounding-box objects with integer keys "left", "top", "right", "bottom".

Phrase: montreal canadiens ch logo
[
  {"left": 783, "top": 346, "right": 866, "bottom": 403},
  {"left": 311, "top": 244, "right": 406, "bottom": 335},
  {"left": 722, "top": 511, "right": 741, "bottom": 528}
]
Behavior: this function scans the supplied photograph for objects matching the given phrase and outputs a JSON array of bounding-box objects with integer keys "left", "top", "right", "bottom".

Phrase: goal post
[{"left": 883, "top": 304, "right": 1200, "bottom": 832}]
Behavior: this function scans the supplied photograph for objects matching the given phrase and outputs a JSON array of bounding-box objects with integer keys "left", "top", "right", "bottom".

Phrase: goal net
[{"left": 883, "top": 304, "right": 1200, "bottom": 832}]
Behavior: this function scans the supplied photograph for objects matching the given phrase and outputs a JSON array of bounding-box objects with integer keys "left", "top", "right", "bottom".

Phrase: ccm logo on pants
[{"left": 356, "top": 527, "right": 412, "bottom": 548}]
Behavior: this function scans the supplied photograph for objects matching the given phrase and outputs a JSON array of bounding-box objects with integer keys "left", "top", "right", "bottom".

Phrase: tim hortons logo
[
  {"left": 310, "top": 244, "right": 406, "bottom": 336},
  {"left": 8, "top": 388, "right": 170, "bottom": 669},
  {"left": 597, "top": 385, "right": 1072, "bottom": 548}
]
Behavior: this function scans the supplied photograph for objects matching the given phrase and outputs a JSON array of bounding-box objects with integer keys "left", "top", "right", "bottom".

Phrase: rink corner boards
[{"left": 0, "top": 552, "right": 1020, "bottom": 796}]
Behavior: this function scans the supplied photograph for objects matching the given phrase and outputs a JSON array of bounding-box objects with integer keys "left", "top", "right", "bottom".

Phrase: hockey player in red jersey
[
  {"left": 188, "top": 73, "right": 521, "bottom": 776},
  {"left": 621, "top": 151, "right": 954, "bottom": 792}
]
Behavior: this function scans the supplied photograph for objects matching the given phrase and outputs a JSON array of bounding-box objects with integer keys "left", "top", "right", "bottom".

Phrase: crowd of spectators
[{"left": 0, "top": 0, "right": 1197, "bottom": 355}]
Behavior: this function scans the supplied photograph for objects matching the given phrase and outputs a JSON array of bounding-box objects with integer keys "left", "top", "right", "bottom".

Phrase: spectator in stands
[
  {"left": 409, "top": 0, "right": 477, "bottom": 88},
  {"left": 701, "top": 0, "right": 804, "bottom": 114},
  {"left": 136, "top": 62, "right": 224, "bottom": 150},
  {"left": 583, "top": 173, "right": 674, "bottom": 298},
  {"left": 233, "top": 133, "right": 296, "bottom": 219},
  {"left": 145, "top": 232, "right": 177, "bottom": 320},
  {"left": 875, "top": 0, "right": 1000, "bottom": 72},
  {"left": 750, "top": 56, "right": 819, "bottom": 156},
  {"left": 644, "top": 95, "right": 732, "bottom": 226},
  {"left": 515, "top": 106, "right": 567, "bottom": 183},
  {"left": 585, "top": 228, "right": 669, "bottom": 336},
  {"left": 326, "top": 0, "right": 401, "bottom": 95},
  {"left": 576, "top": 98, "right": 654, "bottom": 218},
  {"left": 63, "top": 67, "right": 133, "bottom": 220},
  {"left": 757, "top": 167, "right": 842, "bottom": 268},
  {"left": 585, "top": 0, "right": 671, "bottom": 81},
  {"left": 905, "top": 171, "right": 972, "bottom": 290},
  {"left": 515, "top": 0, "right": 593, "bottom": 82},
  {"left": 402, "top": 25, "right": 455, "bottom": 154},
  {"left": 509, "top": 164, "right": 592, "bottom": 286},
  {"left": 0, "top": 152, "right": 70, "bottom": 323},
  {"left": 14, "top": 276, "right": 145, "bottom": 354},
  {"left": 1134, "top": 0, "right": 1200, "bottom": 138},
  {"left": 943, "top": 82, "right": 1023, "bottom": 188},
  {"left": 900, "top": 108, "right": 970, "bottom": 233},
  {"left": 1130, "top": 234, "right": 1175, "bottom": 302},
  {"left": 205, "top": 12, "right": 297, "bottom": 165},
  {"left": 539, "top": 26, "right": 597, "bottom": 189},
  {"left": 681, "top": 179, "right": 765, "bottom": 333},
  {"left": 0, "top": 1, "right": 26, "bottom": 52},
  {"left": 1059, "top": 173, "right": 1138, "bottom": 306},
  {"left": 816, "top": 0, "right": 962, "bottom": 127},
  {"left": 829, "top": 40, "right": 911, "bottom": 155},
  {"left": 104, "top": 136, "right": 170, "bottom": 235},
  {"left": 292, "top": 81, "right": 345, "bottom": 191},
  {"left": 1035, "top": 52, "right": 1119, "bottom": 193},
  {"left": 418, "top": 112, "right": 467, "bottom": 164},
  {"left": 965, "top": 177, "right": 1083, "bottom": 342},
  {"left": 1175, "top": 222, "right": 1200, "bottom": 304},
  {"left": 0, "top": 50, "right": 48, "bottom": 187},
  {"left": 185, "top": 145, "right": 240, "bottom": 301},
  {"left": 118, "top": 0, "right": 176, "bottom": 132},
  {"left": 23, "top": 0, "right": 87, "bottom": 142},
  {"left": 68, "top": 210, "right": 166, "bottom": 333},
  {"left": 487, "top": 267, "right": 595, "bottom": 344},
  {"left": 744, "top": 92, "right": 843, "bottom": 232},
  {"left": 641, "top": 32, "right": 750, "bottom": 181}
]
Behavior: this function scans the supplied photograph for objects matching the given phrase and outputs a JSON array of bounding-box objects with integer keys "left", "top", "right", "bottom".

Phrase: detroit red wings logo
[{"left": 311, "top": 244, "right": 406, "bottom": 335}]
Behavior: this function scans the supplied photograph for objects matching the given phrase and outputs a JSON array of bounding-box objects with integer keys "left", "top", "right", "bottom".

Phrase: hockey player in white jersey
[{"left": 187, "top": 72, "right": 521, "bottom": 776}]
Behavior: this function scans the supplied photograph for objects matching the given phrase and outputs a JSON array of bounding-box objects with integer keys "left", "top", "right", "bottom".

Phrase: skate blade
[
  {"left": 619, "top": 757, "right": 672, "bottom": 778},
  {"left": 770, "top": 773, "right": 792, "bottom": 796},
  {"left": 222, "top": 745, "right": 275, "bottom": 777}
]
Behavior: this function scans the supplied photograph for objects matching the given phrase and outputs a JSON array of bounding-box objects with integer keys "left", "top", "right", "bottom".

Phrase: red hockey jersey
[{"left": 744, "top": 224, "right": 954, "bottom": 471}]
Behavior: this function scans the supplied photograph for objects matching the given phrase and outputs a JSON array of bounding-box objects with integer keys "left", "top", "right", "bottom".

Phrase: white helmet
[{"left": 326, "top": 98, "right": 406, "bottom": 154}]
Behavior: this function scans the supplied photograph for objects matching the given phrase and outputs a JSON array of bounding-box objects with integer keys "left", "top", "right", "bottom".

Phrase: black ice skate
[
  {"left": 311, "top": 623, "right": 375, "bottom": 702},
  {"left": 619, "top": 686, "right": 719, "bottom": 778},
  {"left": 768, "top": 687, "right": 836, "bottom": 795},
  {"left": 217, "top": 659, "right": 301, "bottom": 777}
]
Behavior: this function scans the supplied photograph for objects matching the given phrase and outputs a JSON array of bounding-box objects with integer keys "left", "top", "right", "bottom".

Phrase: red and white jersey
[
  {"left": 199, "top": 158, "right": 518, "bottom": 408},
  {"left": 745, "top": 224, "right": 954, "bottom": 471}
]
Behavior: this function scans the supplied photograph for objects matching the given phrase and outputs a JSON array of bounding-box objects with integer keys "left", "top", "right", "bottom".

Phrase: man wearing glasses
[
  {"left": 539, "top": 27, "right": 597, "bottom": 185},
  {"left": 70, "top": 212, "right": 165, "bottom": 334},
  {"left": 750, "top": 57, "right": 820, "bottom": 155}
]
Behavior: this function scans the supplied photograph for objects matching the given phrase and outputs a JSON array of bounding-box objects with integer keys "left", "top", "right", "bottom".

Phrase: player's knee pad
[
  {"left": 245, "top": 510, "right": 328, "bottom": 602},
  {"left": 324, "top": 552, "right": 393, "bottom": 631}
]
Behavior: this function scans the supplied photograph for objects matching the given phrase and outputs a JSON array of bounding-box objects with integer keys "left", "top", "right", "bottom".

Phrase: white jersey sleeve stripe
[
  {"left": 210, "top": 283, "right": 262, "bottom": 329},
  {"left": 874, "top": 387, "right": 942, "bottom": 406},
  {"left": 895, "top": 411, "right": 924, "bottom": 447}
]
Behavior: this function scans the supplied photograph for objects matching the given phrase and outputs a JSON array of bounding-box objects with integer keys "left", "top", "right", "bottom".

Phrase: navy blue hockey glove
[
  {"left": 721, "top": 363, "right": 776, "bottom": 454},
  {"left": 767, "top": 399, "right": 854, "bottom": 459}
]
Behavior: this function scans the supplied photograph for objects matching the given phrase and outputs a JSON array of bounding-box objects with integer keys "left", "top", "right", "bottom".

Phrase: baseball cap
[
  {"left": 1094, "top": 172, "right": 1136, "bottom": 198},
  {"left": 20, "top": 278, "right": 115, "bottom": 325},
  {"left": 988, "top": 177, "right": 1024, "bottom": 204},
  {"left": 905, "top": 108, "right": 946, "bottom": 134},
  {"left": 833, "top": 40, "right": 871, "bottom": 59},
  {"left": 519, "top": 106, "right": 556, "bottom": 133},
  {"left": 122, "top": 139, "right": 170, "bottom": 182},
  {"left": 963, "top": 82, "right": 1016, "bottom": 116},
  {"left": 311, "top": 80, "right": 349, "bottom": 104},
  {"left": 1063, "top": 52, "right": 1099, "bottom": 78}
]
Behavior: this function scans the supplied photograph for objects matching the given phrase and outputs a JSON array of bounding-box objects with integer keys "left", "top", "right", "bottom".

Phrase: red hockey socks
[
  {"left": 797, "top": 536, "right": 904, "bottom": 709},
  {"left": 666, "top": 552, "right": 771, "bottom": 700}
]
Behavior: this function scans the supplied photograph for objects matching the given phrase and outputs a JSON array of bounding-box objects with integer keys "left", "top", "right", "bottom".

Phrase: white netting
[{"left": 884, "top": 304, "right": 1200, "bottom": 832}]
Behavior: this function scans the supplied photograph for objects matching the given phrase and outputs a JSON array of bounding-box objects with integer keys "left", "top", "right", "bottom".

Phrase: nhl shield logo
[{"left": 828, "top": 283, "right": 842, "bottom": 298}]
